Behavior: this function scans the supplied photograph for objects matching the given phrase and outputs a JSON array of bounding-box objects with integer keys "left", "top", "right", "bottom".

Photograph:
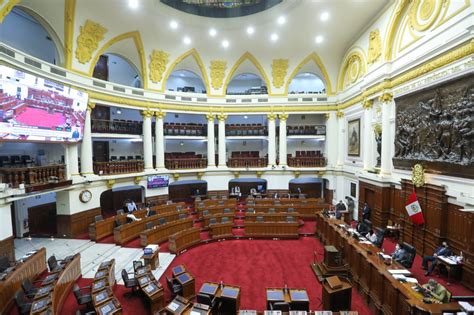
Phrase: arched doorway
[{"left": 169, "top": 180, "right": 207, "bottom": 202}]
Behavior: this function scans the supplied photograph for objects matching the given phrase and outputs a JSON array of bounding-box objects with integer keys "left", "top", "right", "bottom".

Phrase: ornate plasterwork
[
  {"left": 363, "top": 99, "right": 374, "bottom": 109},
  {"left": 278, "top": 113, "right": 289, "bottom": 121},
  {"left": 338, "top": 50, "right": 367, "bottom": 91},
  {"left": 155, "top": 111, "right": 166, "bottom": 119},
  {"left": 0, "top": 0, "right": 19, "bottom": 23},
  {"left": 267, "top": 113, "right": 278, "bottom": 121},
  {"left": 206, "top": 113, "right": 215, "bottom": 121},
  {"left": 75, "top": 20, "right": 107, "bottom": 64},
  {"left": 412, "top": 164, "right": 425, "bottom": 187},
  {"left": 217, "top": 113, "right": 228, "bottom": 122},
  {"left": 378, "top": 92, "right": 393, "bottom": 103},
  {"left": 336, "top": 111, "right": 345, "bottom": 119},
  {"left": 271, "top": 59, "right": 289, "bottom": 88},
  {"left": 87, "top": 102, "right": 96, "bottom": 112},
  {"left": 141, "top": 109, "right": 153, "bottom": 118},
  {"left": 210, "top": 60, "right": 227, "bottom": 90},
  {"left": 149, "top": 50, "right": 170, "bottom": 83},
  {"left": 367, "top": 29, "right": 382, "bottom": 64},
  {"left": 408, "top": 0, "right": 445, "bottom": 32}
]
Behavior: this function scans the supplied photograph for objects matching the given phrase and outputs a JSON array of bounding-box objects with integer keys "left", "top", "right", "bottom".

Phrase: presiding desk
[
  {"left": 30, "top": 253, "right": 82, "bottom": 314},
  {"left": 244, "top": 222, "right": 299, "bottom": 238},
  {"left": 199, "top": 282, "right": 241, "bottom": 314},
  {"left": 169, "top": 227, "right": 201, "bottom": 254},
  {"left": 266, "top": 287, "right": 310, "bottom": 311},
  {"left": 140, "top": 217, "right": 194, "bottom": 246},
  {"left": 0, "top": 248, "right": 47, "bottom": 314},
  {"left": 317, "top": 213, "right": 462, "bottom": 315}
]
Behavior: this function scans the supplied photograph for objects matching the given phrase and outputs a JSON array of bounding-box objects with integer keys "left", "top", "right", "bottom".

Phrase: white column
[
  {"left": 217, "top": 113, "right": 227, "bottom": 167},
  {"left": 206, "top": 114, "right": 216, "bottom": 168},
  {"left": 363, "top": 99, "right": 374, "bottom": 170},
  {"left": 142, "top": 110, "right": 153, "bottom": 170},
  {"left": 155, "top": 111, "right": 166, "bottom": 169},
  {"left": 380, "top": 93, "right": 393, "bottom": 175},
  {"left": 0, "top": 203, "right": 13, "bottom": 259},
  {"left": 278, "top": 113, "right": 288, "bottom": 167},
  {"left": 66, "top": 144, "right": 80, "bottom": 178},
  {"left": 336, "top": 111, "right": 345, "bottom": 166},
  {"left": 325, "top": 112, "right": 338, "bottom": 168},
  {"left": 267, "top": 113, "right": 277, "bottom": 167},
  {"left": 80, "top": 103, "right": 94, "bottom": 175}
]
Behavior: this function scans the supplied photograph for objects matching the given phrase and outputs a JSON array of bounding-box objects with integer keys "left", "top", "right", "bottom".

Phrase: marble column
[
  {"left": 217, "top": 113, "right": 227, "bottom": 167},
  {"left": 278, "top": 113, "right": 288, "bottom": 167},
  {"left": 363, "top": 99, "right": 374, "bottom": 170},
  {"left": 66, "top": 144, "right": 80, "bottom": 178},
  {"left": 142, "top": 109, "right": 154, "bottom": 170},
  {"left": 380, "top": 93, "right": 393, "bottom": 175},
  {"left": 267, "top": 113, "right": 277, "bottom": 167},
  {"left": 336, "top": 111, "right": 345, "bottom": 166},
  {"left": 325, "top": 112, "right": 338, "bottom": 168},
  {"left": 206, "top": 114, "right": 216, "bottom": 168},
  {"left": 155, "top": 111, "right": 166, "bottom": 169},
  {"left": 80, "top": 102, "right": 94, "bottom": 175}
]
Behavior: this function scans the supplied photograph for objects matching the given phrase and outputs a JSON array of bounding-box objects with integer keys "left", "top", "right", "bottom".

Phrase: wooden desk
[
  {"left": 245, "top": 212, "right": 300, "bottom": 222},
  {"left": 92, "top": 259, "right": 122, "bottom": 315},
  {"left": 209, "top": 222, "right": 234, "bottom": 239},
  {"left": 436, "top": 256, "right": 463, "bottom": 285},
  {"left": 142, "top": 247, "right": 160, "bottom": 270},
  {"left": 265, "top": 288, "right": 309, "bottom": 311},
  {"left": 172, "top": 265, "right": 186, "bottom": 277},
  {"left": 198, "top": 206, "right": 236, "bottom": 219},
  {"left": 175, "top": 272, "right": 196, "bottom": 299},
  {"left": 198, "top": 282, "right": 241, "bottom": 313},
  {"left": 140, "top": 217, "right": 194, "bottom": 246},
  {"left": 322, "top": 276, "right": 352, "bottom": 311},
  {"left": 164, "top": 295, "right": 192, "bottom": 314},
  {"left": 0, "top": 248, "right": 47, "bottom": 314},
  {"left": 202, "top": 213, "right": 235, "bottom": 227},
  {"left": 89, "top": 209, "right": 147, "bottom": 241},
  {"left": 244, "top": 222, "right": 299, "bottom": 238},
  {"left": 135, "top": 266, "right": 164, "bottom": 313},
  {"left": 30, "top": 253, "right": 82, "bottom": 314},
  {"left": 169, "top": 227, "right": 201, "bottom": 254},
  {"left": 317, "top": 214, "right": 462, "bottom": 315}
]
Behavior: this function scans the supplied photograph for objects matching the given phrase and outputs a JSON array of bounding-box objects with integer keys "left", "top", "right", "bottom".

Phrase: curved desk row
[
  {"left": 244, "top": 222, "right": 300, "bottom": 238},
  {"left": 140, "top": 217, "right": 194, "bottom": 247},
  {"left": 245, "top": 212, "right": 301, "bottom": 222},
  {"left": 135, "top": 265, "right": 164, "bottom": 313},
  {"left": 195, "top": 199, "right": 236, "bottom": 209},
  {"left": 197, "top": 206, "right": 236, "bottom": 219},
  {"left": 169, "top": 227, "right": 202, "bottom": 254},
  {"left": 209, "top": 222, "right": 234, "bottom": 239}
]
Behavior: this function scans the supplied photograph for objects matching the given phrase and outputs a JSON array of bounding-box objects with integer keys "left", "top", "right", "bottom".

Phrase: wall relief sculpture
[{"left": 393, "top": 74, "right": 473, "bottom": 178}]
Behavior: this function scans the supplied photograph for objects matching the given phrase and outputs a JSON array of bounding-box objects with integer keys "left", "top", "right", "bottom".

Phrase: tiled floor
[{"left": 14, "top": 237, "right": 175, "bottom": 284}]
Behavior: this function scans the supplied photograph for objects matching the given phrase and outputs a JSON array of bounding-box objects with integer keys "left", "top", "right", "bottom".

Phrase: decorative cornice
[
  {"left": 210, "top": 60, "right": 227, "bottom": 90},
  {"left": 217, "top": 113, "right": 227, "bottom": 122},
  {"left": 271, "top": 59, "right": 289, "bottom": 89},
  {"left": 173, "top": 173, "right": 180, "bottom": 180},
  {"left": 149, "top": 50, "right": 170, "bottom": 84},
  {"left": 197, "top": 172, "right": 204, "bottom": 180},
  {"left": 106, "top": 179, "right": 115, "bottom": 189},
  {"left": 336, "top": 111, "right": 344, "bottom": 119},
  {"left": 233, "top": 171, "right": 240, "bottom": 178},
  {"left": 378, "top": 92, "right": 393, "bottom": 103},
  {"left": 278, "top": 113, "right": 289, "bottom": 121},
  {"left": 206, "top": 113, "right": 215, "bottom": 122},
  {"left": 155, "top": 111, "right": 166, "bottom": 119},
  {"left": 134, "top": 176, "right": 142, "bottom": 185},
  {"left": 362, "top": 98, "right": 374, "bottom": 110},
  {"left": 256, "top": 171, "right": 263, "bottom": 178},
  {"left": 267, "top": 113, "right": 278, "bottom": 121}
]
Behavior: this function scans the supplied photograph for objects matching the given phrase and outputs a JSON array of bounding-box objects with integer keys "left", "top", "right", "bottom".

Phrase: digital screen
[
  {"left": 0, "top": 65, "right": 88, "bottom": 142},
  {"left": 147, "top": 175, "right": 169, "bottom": 188}
]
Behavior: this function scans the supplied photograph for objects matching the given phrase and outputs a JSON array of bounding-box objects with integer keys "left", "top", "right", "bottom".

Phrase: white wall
[
  {"left": 287, "top": 139, "right": 325, "bottom": 156},
  {"left": 105, "top": 54, "right": 141, "bottom": 87},
  {"left": 165, "top": 113, "right": 207, "bottom": 124},
  {"left": 0, "top": 142, "right": 65, "bottom": 165},
  {"left": 226, "top": 139, "right": 268, "bottom": 158},
  {"left": 227, "top": 115, "right": 266, "bottom": 124},
  {"left": 111, "top": 107, "right": 142, "bottom": 121},
  {"left": 13, "top": 192, "right": 56, "bottom": 237},
  {"left": 108, "top": 139, "right": 143, "bottom": 158},
  {"left": 0, "top": 7, "right": 58, "bottom": 64},
  {"left": 227, "top": 76, "right": 264, "bottom": 94},
  {"left": 0, "top": 203, "right": 13, "bottom": 240},
  {"left": 166, "top": 75, "right": 206, "bottom": 93},
  {"left": 165, "top": 140, "right": 207, "bottom": 155},
  {"left": 288, "top": 74, "right": 325, "bottom": 94}
]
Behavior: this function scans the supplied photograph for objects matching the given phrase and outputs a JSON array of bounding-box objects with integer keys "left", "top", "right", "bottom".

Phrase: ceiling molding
[{"left": 64, "top": 0, "right": 76, "bottom": 69}]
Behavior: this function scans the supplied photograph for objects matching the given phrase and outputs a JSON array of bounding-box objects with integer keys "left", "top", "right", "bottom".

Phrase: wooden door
[
  {"left": 365, "top": 189, "right": 375, "bottom": 212},
  {"left": 93, "top": 141, "right": 109, "bottom": 162}
]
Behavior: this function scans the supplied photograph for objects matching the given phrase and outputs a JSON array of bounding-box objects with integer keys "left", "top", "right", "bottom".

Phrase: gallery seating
[
  {"left": 288, "top": 151, "right": 326, "bottom": 167},
  {"left": 287, "top": 125, "right": 326, "bottom": 135},
  {"left": 226, "top": 124, "right": 267, "bottom": 136},
  {"left": 228, "top": 151, "right": 267, "bottom": 168},
  {"left": 165, "top": 152, "right": 207, "bottom": 169},
  {"left": 91, "top": 118, "right": 142, "bottom": 134},
  {"left": 164, "top": 123, "right": 206, "bottom": 136},
  {"left": 93, "top": 160, "right": 144, "bottom": 175}
]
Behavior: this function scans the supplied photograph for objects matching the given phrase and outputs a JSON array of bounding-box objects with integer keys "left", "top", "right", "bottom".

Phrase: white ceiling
[{"left": 20, "top": 0, "right": 393, "bottom": 85}]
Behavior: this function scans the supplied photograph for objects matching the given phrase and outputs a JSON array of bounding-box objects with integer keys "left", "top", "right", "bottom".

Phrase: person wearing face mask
[
  {"left": 422, "top": 241, "right": 452, "bottom": 276},
  {"left": 391, "top": 243, "right": 408, "bottom": 264}
]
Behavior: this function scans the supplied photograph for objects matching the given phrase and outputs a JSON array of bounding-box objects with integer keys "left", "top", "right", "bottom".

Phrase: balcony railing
[
  {"left": 228, "top": 157, "right": 267, "bottom": 168},
  {"left": 165, "top": 158, "right": 207, "bottom": 169},
  {"left": 226, "top": 124, "right": 267, "bottom": 136},
  {"left": 287, "top": 125, "right": 326, "bottom": 136},
  {"left": 0, "top": 164, "right": 66, "bottom": 188},
  {"left": 93, "top": 160, "right": 144, "bottom": 175},
  {"left": 92, "top": 119, "right": 142, "bottom": 135},
  {"left": 288, "top": 157, "right": 327, "bottom": 167},
  {"left": 164, "top": 123, "right": 207, "bottom": 137}
]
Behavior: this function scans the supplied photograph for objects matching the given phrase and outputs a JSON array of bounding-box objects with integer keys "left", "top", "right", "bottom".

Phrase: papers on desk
[
  {"left": 378, "top": 253, "right": 391, "bottom": 260},
  {"left": 439, "top": 256, "right": 459, "bottom": 265},
  {"left": 190, "top": 312, "right": 201, "bottom": 315},
  {"left": 359, "top": 240, "right": 372, "bottom": 245},
  {"left": 168, "top": 302, "right": 179, "bottom": 311},
  {"left": 459, "top": 301, "right": 474, "bottom": 312},
  {"left": 388, "top": 269, "right": 411, "bottom": 275}
]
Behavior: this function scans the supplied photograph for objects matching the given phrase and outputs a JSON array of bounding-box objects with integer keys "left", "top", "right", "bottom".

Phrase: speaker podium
[
  {"left": 322, "top": 276, "right": 352, "bottom": 311},
  {"left": 311, "top": 245, "right": 349, "bottom": 282}
]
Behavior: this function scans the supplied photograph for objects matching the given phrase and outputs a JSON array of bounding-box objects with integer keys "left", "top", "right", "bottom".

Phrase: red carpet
[
  {"left": 159, "top": 237, "right": 374, "bottom": 313},
  {"left": 15, "top": 107, "right": 66, "bottom": 128}
]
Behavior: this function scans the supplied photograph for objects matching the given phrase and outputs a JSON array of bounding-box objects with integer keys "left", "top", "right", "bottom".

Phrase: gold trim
[
  {"left": 134, "top": 176, "right": 142, "bottom": 185},
  {"left": 155, "top": 110, "right": 166, "bottom": 119},
  {"left": 283, "top": 52, "right": 334, "bottom": 95},
  {"left": 160, "top": 48, "right": 210, "bottom": 95},
  {"left": 221, "top": 51, "right": 272, "bottom": 96},
  {"left": 88, "top": 31, "right": 148, "bottom": 88},
  {"left": 106, "top": 179, "right": 115, "bottom": 189},
  {"left": 337, "top": 48, "right": 367, "bottom": 92},
  {"left": 217, "top": 113, "right": 228, "bottom": 122},
  {"left": 173, "top": 173, "right": 180, "bottom": 181},
  {"left": 141, "top": 109, "right": 153, "bottom": 118},
  {"left": 412, "top": 164, "right": 425, "bottom": 187},
  {"left": 384, "top": 0, "right": 411, "bottom": 61},
  {"left": 64, "top": 0, "right": 76, "bottom": 69},
  {"left": 378, "top": 92, "right": 393, "bottom": 103},
  {"left": 0, "top": 0, "right": 19, "bottom": 23},
  {"left": 256, "top": 171, "right": 263, "bottom": 178},
  {"left": 206, "top": 113, "right": 215, "bottom": 122},
  {"left": 233, "top": 171, "right": 240, "bottom": 179},
  {"left": 362, "top": 99, "right": 374, "bottom": 109},
  {"left": 87, "top": 102, "right": 96, "bottom": 112},
  {"left": 278, "top": 113, "right": 289, "bottom": 121},
  {"left": 336, "top": 111, "right": 344, "bottom": 119},
  {"left": 267, "top": 113, "right": 278, "bottom": 121}
]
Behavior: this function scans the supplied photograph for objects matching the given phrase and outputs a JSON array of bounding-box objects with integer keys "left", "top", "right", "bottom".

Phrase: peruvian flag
[{"left": 405, "top": 192, "right": 425, "bottom": 225}]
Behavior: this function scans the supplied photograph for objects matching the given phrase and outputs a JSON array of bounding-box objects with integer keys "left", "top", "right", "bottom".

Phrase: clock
[{"left": 79, "top": 190, "right": 92, "bottom": 203}]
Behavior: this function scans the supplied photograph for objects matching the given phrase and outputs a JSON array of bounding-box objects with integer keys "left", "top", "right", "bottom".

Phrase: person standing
[{"left": 362, "top": 202, "right": 371, "bottom": 221}]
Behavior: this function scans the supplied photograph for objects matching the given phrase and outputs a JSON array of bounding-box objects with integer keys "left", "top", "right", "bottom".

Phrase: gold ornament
[
  {"left": 256, "top": 171, "right": 263, "bottom": 178},
  {"left": 362, "top": 99, "right": 374, "bottom": 109},
  {"left": 87, "top": 102, "right": 96, "bottom": 112},
  {"left": 197, "top": 172, "right": 204, "bottom": 180},
  {"left": 294, "top": 171, "right": 300, "bottom": 178},
  {"left": 206, "top": 113, "right": 215, "bottom": 122},
  {"left": 173, "top": 173, "right": 180, "bottom": 181},
  {"left": 75, "top": 20, "right": 107, "bottom": 64},
  {"left": 106, "top": 179, "right": 115, "bottom": 189},
  {"left": 373, "top": 123, "right": 382, "bottom": 136},
  {"left": 134, "top": 176, "right": 142, "bottom": 185},
  {"left": 210, "top": 60, "right": 227, "bottom": 90},
  {"left": 336, "top": 111, "right": 344, "bottom": 119},
  {"left": 378, "top": 92, "right": 393, "bottom": 103},
  {"left": 149, "top": 50, "right": 170, "bottom": 83},
  {"left": 155, "top": 111, "right": 166, "bottom": 119},
  {"left": 324, "top": 113, "right": 330, "bottom": 120},
  {"left": 408, "top": 0, "right": 445, "bottom": 32},
  {"left": 278, "top": 113, "right": 289, "bottom": 121},
  {"left": 233, "top": 171, "right": 240, "bottom": 178},
  {"left": 412, "top": 164, "right": 425, "bottom": 187},
  {"left": 0, "top": 0, "right": 19, "bottom": 23},
  {"left": 368, "top": 29, "right": 382, "bottom": 64},
  {"left": 271, "top": 59, "right": 289, "bottom": 88},
  {"left": 141, "top": 109, "right": 153, "bottom": 118},
  {"left": 217, "top": 113, "right": 227, "bottom": 122},
  {"left": 267, "top": 113, "right": 278, "bottom": 121}
]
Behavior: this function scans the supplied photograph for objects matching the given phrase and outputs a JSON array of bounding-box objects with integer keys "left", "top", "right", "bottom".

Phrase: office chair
[
  {"left": 223, "top": 208, "right": 231, "bottom": 214},
  {"left": 158, "top": 217, "right": 166, "bottom": 225},
  {"left": 271, "top": 302, "right": 291, "bottom": 312},
  {"left": 166, "top": 275, "right": 183, "bottom": 298},
  {"left": 47, "top": 255, "right": 63, "bottom": 272},
  {"left": 21, "top": 279, "right": 38, "bottom": 298},
  {"left": 221, "top": 217, "right": 230, "bottom": 223},
  {"left": 14, "top": 291, "right": 32, "bottom": 315},
  {"left": 94, "top": 215, "right": 103, "bottom": 222},
  {"left": 72, "top": 283, "right": 93, "bottom": 308},
  {"left": 287, "top": 208, "right": 295, "bottom": 212},
  {"left": 372, "top": 228, "right": 386, "bottom": 248},
  {"left": 116, "top": 209, "right": 124, "bottom": 215},
  {"left": 0, "top": 255, "right": 11, "bottom": 272},
  {"left": 269, "top": 208, "right": 276, "bottom": 213},
  {"left": 197, "top": 293, "right": 218, "bottom": 309},
  {"left": 246, "top": 208, "right": 255, "bottom": 213},
  {"left": 286, "top": 216, "right": 295, "bottom": 222},
  {"left": 209, "top": 217, "right": 217, "bottom": 225},
  {"left": 202, "top": 210, "right": 210, "bottom": 216},
  {"left": 145, "top": 222, "right": 154, "bottom": 230},
  {"left": 256, "top": 216, "right": 264, "bottom": 222},
  {"left": 400, "top": 242, "right": 417, "bottom": 269},
  {"left": 178, "top": 213, "right": 187, "bottom": 220},
  {"left": 115, "top": 218, "right": 122, "bottom": 227},
  {"left": 133, "top": 260, "right": 143, "bottom": 272},
  {"left": 121, "top": 269, "right": 139, "bottom": 296}
]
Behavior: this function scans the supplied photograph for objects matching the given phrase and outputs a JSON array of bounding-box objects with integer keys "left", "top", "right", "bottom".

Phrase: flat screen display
[
  {"left": 147, "top": 175, "right": 169, "bottom": 188},
  {"left": 0, "top": 65, "right": 88, "bottom": 142}
]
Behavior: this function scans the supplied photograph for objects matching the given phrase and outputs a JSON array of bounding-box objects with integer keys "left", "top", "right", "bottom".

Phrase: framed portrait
[{"left": 347, "top": 118, "right": 361, "bottom": 157}]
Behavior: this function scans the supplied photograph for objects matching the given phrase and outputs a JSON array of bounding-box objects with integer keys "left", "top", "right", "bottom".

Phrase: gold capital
[
  {"left": 141, "top": 109, "right": 153, "bottom": 119},
  {"left": 267, "top": 113, "right": 277, "bottom": 121},
  {"left": 173, "top": 173, "right": 180, "bottom": 180},
  {"left": 217, "top": 113, "right": 227, "bottom": 122},
  {"left": 378, "top": 92, "right": 393, "bottom": 103},
  {"left": 363, "top": 98, "right": 374, "bottom": 110},
  {"left": 336, "top": 111, "right": 344, "bottom": 119},
  {"left": 324, "top": 113, "right": 330, "bottom": 120},
  {"left": 206, "top": 113, "right": 215, "bottom": 122},
  {"left": 87, "top": 102, "right": 95, "bottom": 112},
  {"left": 155, "top": 111, "right": 166, "bottom": 119},
  {"left": 256, "top": 171, "right": 263, "bottom": 178},
  {"left": 278, "top": 113, "right": 289, "bottom": 121}
]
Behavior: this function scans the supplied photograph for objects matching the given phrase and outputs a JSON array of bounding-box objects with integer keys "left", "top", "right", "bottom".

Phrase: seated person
[
  {"left": 125, "top": 199, "right": 138, "bottom": 213},
  {"left": 422, "top": 279, "right": 450, "bottom": 303},
  {"left": 422, "top": 241, "right": 452, "bottom": 276},
  {"left": 391, "top": 243, "right": 408, "bottom": 263},
  {"left": 368, "top": 230, "right": 378, "bottom": 243},
  {"left": 356, "top": 220, "right": 371, "bottom": 236},
  {"left": 126, "top": 213, "right": 141, "bottom": 222},
  {"left": 250, "top": 188, "right": 257, "bottom": 196}
]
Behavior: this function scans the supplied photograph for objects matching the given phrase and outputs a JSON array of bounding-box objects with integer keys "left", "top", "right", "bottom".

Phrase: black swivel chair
[
  {"left": 166, "top": 275, "right": 183, "bottom": 298},
  {"left": 196, "top": 293, "right": 218, "bottom": 309},
  {"left": 14, "top": 291, "right": 32, "bottom": 315},
  {"left": 0, "top": 255, "right": 11, "bottom": 272},
  {"left": 221, "top": 217, "right": 230, "bottom": 223},
  {"left": 121, "top": 269, "right": 139, "bottom": 296},
  {"left": 158, "top": 217, "right": 166, "bottom": 225},
  {"left": 21, "top": 279, "right": 38, "bottom": 298},
  {"left": 147, "top": 210, "right": 156, "bottom": 217},
  {"left": 47, "top": 255, "right": 64, "bottom": 272},
  {"left": 256, "top": 216, "right": 264, "bottom": 222},
  {"left": 133, "top": 261, "right": 144, "bottom": 272},
  {"left": 178, "top": 213, "right": 187, "bottom": 220},
  {"left": 286, "top": 216, "right": 295, "bottom": 222},
  {"left": 372, "top": 228, "right": 386, "bottom": 248},
  {"left": 291, "top": 300, "right": 310, "bottom": 311},
  {"left": 400, "top": 242, "right": 417, "bottom": 269},
  {"left": 115, "top": 218, "right": 122, "bottom": 227},
  {"left": 145, "top": 222, "right": 154, "bottom": 230},
  {"left": 269, "top": 208, "right": 276, "bottom": 213},
  {"left": 72, "top": 283, "right": 93, "bottom": 308},
  {"left": 271, "top": 302, "right": 291, "bottom": 312},
  {"left": 94, "top": 215, "right": 103, "bottom": 222},
  {"left": 209, "top": 217, "right": 217, "bottom": 225}
]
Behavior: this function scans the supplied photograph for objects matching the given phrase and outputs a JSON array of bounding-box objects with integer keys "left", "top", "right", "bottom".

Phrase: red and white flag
[{"left": 405, "top": 192, "right": 425, "bottom": 225}]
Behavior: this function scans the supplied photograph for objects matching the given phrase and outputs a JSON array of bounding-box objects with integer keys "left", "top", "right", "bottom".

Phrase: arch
[
  {"left": 336, "top": 47, "right": 367, "bottom": 92},
  {"left": 3, "top": 5, "right": 65, "bottom": 66},
  {"left": 383, "top": 0, "right": 411, "bottom": 61},
  {"left": 222, "top": 52, "right": 271, "bottom": 95},
  {"left": 162, "top": 48, "right": 210, "bottom": 94},
  {"left": 104, "top": 52, "right": 143, "bottom": 88},
  {"left": 284, "top": 52, "right": 333, "bottom": 95},
  {"left": 166, "top": 69, "right": 206, "bottom": 93},
  {"left": 88, "top": 31, "right": 148, "bottom": 88}
]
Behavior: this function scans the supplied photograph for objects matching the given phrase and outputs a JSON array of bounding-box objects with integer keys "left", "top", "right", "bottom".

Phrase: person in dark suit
[
  {"left": 362, "top": 202, "right": 371, "bottom": 221},
  {"left": 335, "top": 200, "right": 346, "bottom": 220},
  {"left": 391, "top": 243, "right": 408, "bottom": 263},
  {"left": 422, "top": 241, "right": 452, "bottom": 276}
]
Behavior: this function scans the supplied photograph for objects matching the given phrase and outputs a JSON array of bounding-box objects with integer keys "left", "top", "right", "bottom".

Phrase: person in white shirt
[
  {"left": 126, "top": 199, "right": 137, "bottom": 213},
  {"left": 368, "top": 230, "right": 378, "bottom": 243}
]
